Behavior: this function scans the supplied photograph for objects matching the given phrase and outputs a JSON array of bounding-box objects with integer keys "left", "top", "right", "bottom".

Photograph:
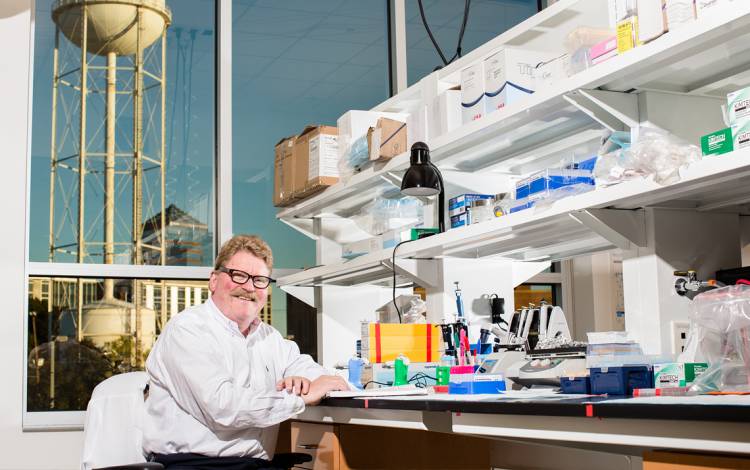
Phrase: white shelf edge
[{"left": 278, "top": 148, "right": 750, "bottom": 287}]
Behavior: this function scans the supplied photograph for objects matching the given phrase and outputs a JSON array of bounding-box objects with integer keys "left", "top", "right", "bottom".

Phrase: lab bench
[{"left": 288, "top": 395, "right": 750, "bottom": 469}]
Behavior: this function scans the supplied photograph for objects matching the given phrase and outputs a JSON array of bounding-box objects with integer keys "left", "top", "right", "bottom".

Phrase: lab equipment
[
  {"left": 590, "top": 365, "right": 654, "bottom": 395},
  {"left": 560, "top": 376, "right": 591, "bottom": 394},
  {"left": 674, "top": 270, "right": 725, "bottom": 300},
  {"left": 507, "top": 346, "right": 587, "bottom": 388},
  {"left": 454, "top": 282, "right": 465, "bottom": 321}
]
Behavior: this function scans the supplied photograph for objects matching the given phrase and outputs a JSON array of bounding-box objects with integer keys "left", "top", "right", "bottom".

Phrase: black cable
[
  {"left": 417, "top": 0, "right": 449, "bottom": 66},
  {"left": 449, "top": 0, "right": 471, "bottom": 63},
  {"left": 363, "top": 380, "right": 392, "bottom": 389},
  {"left": 392, "top": 239, "right": 415, "bottom": 323}
]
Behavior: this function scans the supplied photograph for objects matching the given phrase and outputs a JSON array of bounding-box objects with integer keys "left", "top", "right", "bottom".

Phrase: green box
[
  {"left": 654, "top": 362, "right": 708, "bottom": 388},
  {"left": 406, "top": 227, "right": 439, "bottom": 240},
  {"left": 701, "top": 128, "right": 733, "bottom": 156}
]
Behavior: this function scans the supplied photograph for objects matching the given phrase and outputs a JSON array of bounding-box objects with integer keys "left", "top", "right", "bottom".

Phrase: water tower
[{"left": 48, "top": 0, "right": 171, "bottom": 363}]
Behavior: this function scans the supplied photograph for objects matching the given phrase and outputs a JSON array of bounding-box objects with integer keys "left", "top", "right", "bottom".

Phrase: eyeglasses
[{"left": 216, "top": 266, "right": 275, "bottom": 289}]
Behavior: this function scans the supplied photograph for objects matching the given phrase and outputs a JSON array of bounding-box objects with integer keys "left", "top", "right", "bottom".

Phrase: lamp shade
[{"left": 400, "top": 141, "right": 442, "bottom": 196}]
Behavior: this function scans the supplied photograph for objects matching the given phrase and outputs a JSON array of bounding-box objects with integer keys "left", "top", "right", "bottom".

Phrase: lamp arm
[{"left": 429, "top": 161, "right": 445, "bottom": 233}]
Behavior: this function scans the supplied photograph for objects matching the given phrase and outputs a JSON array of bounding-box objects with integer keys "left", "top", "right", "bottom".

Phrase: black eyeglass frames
[{"left": 216, "top": 266, "right": 275, "bottom": 289}]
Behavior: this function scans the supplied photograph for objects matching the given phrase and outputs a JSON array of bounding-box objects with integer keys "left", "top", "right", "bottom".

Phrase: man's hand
[
  {"left": 276, "top": 376, "right": 310, "bottom": 396},
  {"left": 302, "top": 375, "right": 349, "bottom": 406}
]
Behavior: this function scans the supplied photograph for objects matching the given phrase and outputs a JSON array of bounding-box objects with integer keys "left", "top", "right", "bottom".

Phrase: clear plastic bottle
[{"left": 471, "top": 199, "right": 493, "bottom": 224}]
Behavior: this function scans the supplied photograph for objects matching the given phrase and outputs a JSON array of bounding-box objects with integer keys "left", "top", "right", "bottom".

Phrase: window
[
  {"left": 25, "top": 0, "right": 216, "bottom": 428},
  {"left": 405, "top": 0, "right": 539, "bottom": 86},
  {"left": 231, "top": 1, "right": 391, "bottom": 334}
]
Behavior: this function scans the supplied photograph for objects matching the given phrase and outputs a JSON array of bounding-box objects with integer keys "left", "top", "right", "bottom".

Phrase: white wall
[{"left": 0, "top": 1, "right": 84, "bottom": 468}]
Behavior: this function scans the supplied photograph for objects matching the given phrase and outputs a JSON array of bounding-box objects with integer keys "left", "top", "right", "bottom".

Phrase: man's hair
[{"left": 214, "top": 235, "right": 273, "bottom": 271}]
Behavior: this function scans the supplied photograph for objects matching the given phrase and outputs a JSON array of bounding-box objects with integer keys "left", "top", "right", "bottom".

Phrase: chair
[
  {"left": 81, "top": 372, "right": 311, "bottom": 470},
  {"left": 81, "top": 371, "right": 163, "bottom": 470}
]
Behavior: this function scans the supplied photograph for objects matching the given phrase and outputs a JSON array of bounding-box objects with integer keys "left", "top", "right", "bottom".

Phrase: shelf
[
  {"left": 278, "top": 148, "right": 750, "bottom": 287},
  {"left": 278, "top": 3, "right": 750, "bottom": 229}
]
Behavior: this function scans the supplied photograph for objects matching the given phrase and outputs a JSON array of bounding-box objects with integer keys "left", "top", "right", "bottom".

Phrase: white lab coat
[{"left": 142, "top": 298, "right": 326, "bottom": 460}]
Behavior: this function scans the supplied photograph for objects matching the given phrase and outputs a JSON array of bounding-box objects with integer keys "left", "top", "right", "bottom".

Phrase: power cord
[
  {"left": 391, "top": 239, "right": 416, "bottom": 323},
  {"left": 417, "top": 0, "right": 472, "bottom": 69}
]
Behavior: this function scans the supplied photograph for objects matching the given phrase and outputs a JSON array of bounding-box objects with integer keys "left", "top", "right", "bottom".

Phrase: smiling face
[{"left": 209, "top": 250, "right": 270, "bottom": 334}]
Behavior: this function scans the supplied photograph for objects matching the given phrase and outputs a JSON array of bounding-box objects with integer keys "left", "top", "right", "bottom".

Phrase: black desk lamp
[{"left": 400, "top": 142, "right": 445, "bottom": 233}]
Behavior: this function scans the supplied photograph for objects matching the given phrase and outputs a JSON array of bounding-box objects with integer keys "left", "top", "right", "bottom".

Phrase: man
[{"left": 143, "top": 235, "right": 349, "bottom": 468}]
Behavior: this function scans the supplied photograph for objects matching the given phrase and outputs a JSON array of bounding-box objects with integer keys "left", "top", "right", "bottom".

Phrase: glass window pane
[
  {"left": 514, "top": 283, "right": 555, "bottom": 308},
  {"left": 28, "top": 0, "right": 216, "bottom": 266},
  {"left": 27, "top": 276, "right": 209, "bottom": 412},
  {"left": 231, "top": 1, "right": 390, "bottom": 274},
  {"left": 406, "top": 0, "right": 539, "bottom": 86}
]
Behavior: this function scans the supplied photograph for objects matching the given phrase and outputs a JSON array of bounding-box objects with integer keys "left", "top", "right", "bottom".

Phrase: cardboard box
[
  {"left": 461, "top": 61, "right": 485, "bottom": 123},
  {"left": 696, "top": 0, "right": 731, "bottom": 19},
  {"left": 638, "top": 0, "right": 667, "bottom": 43},
  {"left": 292, "top": 125, "right": 339, "bottom": 199},
  {"left": 534, "top": 54, "right": 570, "bottom": 91},
  {"left": 434, "top": 89, "right": 462, "bottom": 137},
  {"left": 732, "top": 120, "right": 750, "bottom": 151},
  {"left": 483, "top": 48, "right": 556, "bottom": 114},
  {"left": 654, "top": 362, "right": 708, "bottom": 388},
  {"left": 368, "top": 118, "right": 407, "bottom": 161},
  {"left": 337, "top": 110, "right": 409, "bottom": 164},
  {"left": 665, "top": 0, "right": 695, "bottom": 31},
  {"left": 361, "top": 323, "right": 442, "bottom": 364},
  {"left": 728, "top": 86, "right": 750, "bottom": 124},
  {"left": 701, "top": 128, "right": 734, "bottom": 156},
  {"left": 273, "top": 136, "right": 296, "bottom": 207}
]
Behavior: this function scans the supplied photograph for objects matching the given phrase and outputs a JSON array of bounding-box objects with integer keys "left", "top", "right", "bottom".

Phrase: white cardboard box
[
  {"left": 696, "top": 0, "right": 731, "bottom": 19},
  {"left": 665, "top": 0, "right": 696, "bottom": 31},
  {"left": 434, "top": 89, "right": 462, "bottom": 137},
  {"left": 460, "top": 61, "right": 485, "bottom": 124},
  {"left": 337, "top": 110, "right": 408, "bottom": 163},
  {"left": 483, "top": 48, "right": 557, "bottom": 115},
  {"left": 637, "top": 0, "right": 667, "bottom": 43}
]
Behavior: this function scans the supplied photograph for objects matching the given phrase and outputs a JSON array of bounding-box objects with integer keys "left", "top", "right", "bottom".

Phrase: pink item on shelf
[{"left": 589, "top": 36, "right": 617, "bottom": 61}]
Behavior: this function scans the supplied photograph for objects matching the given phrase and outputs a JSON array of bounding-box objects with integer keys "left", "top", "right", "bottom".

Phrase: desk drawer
[{"left": 290, "top": 422, "right": 339, "bottom": 470}]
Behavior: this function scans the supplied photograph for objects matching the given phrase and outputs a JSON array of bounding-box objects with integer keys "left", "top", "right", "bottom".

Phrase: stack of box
[
  {"left": 461, "top": 62, "right": 485, "bottom": 124},
  {"left": 361, "top": 322, "right": 442, "bottom": 364},
  {"left": 729, "top": 86, "right": 750, "bottom": 151},
  {"left": 449, "top": 194, "right": 494, "bottom": 228},
  {"left": 483, "top": 48, "right": 557, "bottom": 115},
  {"left": 292, "top": 125, "right": 339, "bottom": 199},
  {"left": 273, "top": 136, "right": 296, "bottom": 207}
]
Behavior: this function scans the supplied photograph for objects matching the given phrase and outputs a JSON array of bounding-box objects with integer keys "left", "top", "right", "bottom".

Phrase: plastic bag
[
  {"left": 594, "top": 127, "right": 700, "bottom": 186},
  {"left": 629, "top": 127, "right": 700, "bottom": 185},
  {"left": 338, "top": 134, "right": 370, "bottom": 183},
  {"left": 680, "top": 285, "right": 750, "bottom": 393},
  {"left": 351, "top": 196, "right": 423, "bottom": 236},
  {"left": 402, "top": 297, "right": 427, "bottom": 324}
]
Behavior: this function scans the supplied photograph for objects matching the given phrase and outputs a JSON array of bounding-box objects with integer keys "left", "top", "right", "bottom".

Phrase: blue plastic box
[
  {"left": 515, "top": 169, "right": 594, "bottom": 201},
  {"left": 471, "top": 378, "right": 506, "bottom": 394},
  {"left": 560, "top": 376, "right": 591, "bottom": 394},
  {"left": 590, "top": 366, "right": 654, "bottom": 395},
  {"left": 509, "top": 198, "right": 535, "bottom": 214}
]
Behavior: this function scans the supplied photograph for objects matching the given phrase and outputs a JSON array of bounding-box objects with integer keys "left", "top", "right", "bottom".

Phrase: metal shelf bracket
[{"left": 569, "top": 208, "right": 646, "bottom": 250}]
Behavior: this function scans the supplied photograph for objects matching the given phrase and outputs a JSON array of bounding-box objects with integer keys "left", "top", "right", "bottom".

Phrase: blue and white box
[
  {"left": 484, "top": 48, "right": 557, "bottom": 114},
  {"left": 461, "top": 62, "right": 485, "bottom": 124},
  {"left": 449, "top": 193, "right": 494, "bottom": 217},
  {"left": 515, "top": 169, "right": 594, "bottom": 201},
  {"left": 450, "top": 212, "right": 470, "bottom": 229}
]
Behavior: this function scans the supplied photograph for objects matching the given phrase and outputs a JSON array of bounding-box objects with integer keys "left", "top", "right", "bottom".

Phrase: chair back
[{"left": 80, "top": 371, "right": 149, "bottom": 470}]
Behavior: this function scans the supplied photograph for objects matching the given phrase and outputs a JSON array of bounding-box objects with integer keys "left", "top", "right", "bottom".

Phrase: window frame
[{"left": 22, "top": 0, "right": 228, "bottom": 430}]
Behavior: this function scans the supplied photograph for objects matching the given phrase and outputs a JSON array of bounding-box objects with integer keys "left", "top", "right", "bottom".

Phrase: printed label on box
[{"left": 309, "top": 134, "right": 339, "bottom": 179}]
